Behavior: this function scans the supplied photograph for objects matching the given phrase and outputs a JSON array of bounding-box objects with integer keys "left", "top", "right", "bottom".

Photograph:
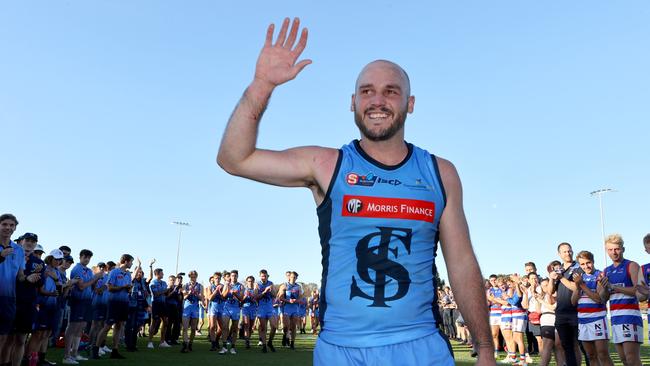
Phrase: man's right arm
[{"left": 217, "top": 18, "right": 337, "bottom": 195}]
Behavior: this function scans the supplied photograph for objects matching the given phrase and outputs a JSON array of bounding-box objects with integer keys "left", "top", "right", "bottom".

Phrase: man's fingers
[
  {"left": 274, "top": 17, "right": 290, "bottom": 47},
  {"left": 292, "top": 59, "right": 312, "bottom": 77},
  {"left": 265, "top": 23, "right": 274, "bottom": 47},
  {"left": 284, "top": 17, "right": 300, "bottom": 49},
  {"left": 292, "top": 28, "right": 309, "bottom": 56}
]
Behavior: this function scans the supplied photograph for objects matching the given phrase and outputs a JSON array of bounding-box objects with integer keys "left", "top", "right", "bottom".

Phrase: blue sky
[{"left": 2, "top": 2, "right": 649, "bottom": 285}]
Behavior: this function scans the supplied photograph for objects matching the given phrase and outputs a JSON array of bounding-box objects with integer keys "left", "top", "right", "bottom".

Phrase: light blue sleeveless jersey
[{"left": 317, "top": 140, "right": 446, "bottom": 347}]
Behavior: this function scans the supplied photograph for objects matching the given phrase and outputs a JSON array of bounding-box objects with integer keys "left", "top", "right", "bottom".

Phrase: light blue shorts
[
  {"left": 256, "top": 306, "right": 276, "bottom": 319},
  {"left": 182, "top": 303, "right": 199, "bottom": 319},
  {"left": 282, "top": 303, "right": 300, "bottom": 317},
  {"left": 222, "top": 305, "right": 241, "bottom": 321},
  {"left": 313, "top": 330, "right": 454, "bottom": 366},
  {"left": 242, "top": 305, "right": 257, "bottom": 319}
]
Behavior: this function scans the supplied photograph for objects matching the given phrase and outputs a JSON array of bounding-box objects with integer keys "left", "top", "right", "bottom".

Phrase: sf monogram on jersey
[{"left": 317, "top": 140, "right": 446, "bottom": 347}]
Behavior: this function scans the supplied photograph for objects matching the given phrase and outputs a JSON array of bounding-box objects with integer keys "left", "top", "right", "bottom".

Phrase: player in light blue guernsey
[
  {"left": 600, "top": 234, "right": 642, "bottom": 366},
  {"left": 278, "top": 271, "right": 303, "bottom": 350},
  {"left": 241, "top": 275, "right": 258, "bottom": 349},
  {"left": 217, "top": 18, "right": 494, "bottom": 365},
  {"left": 570, "top": 250, "right": 613, "bottom": 366},
  {"left": 206, "top": 271, "right": 224, "bottom": 351},
  {"left": 219, "top": 269, "right": 243, "bottom": 355},
  {"left": 255, "top": 269, "right": 277, "bottom": 353}
]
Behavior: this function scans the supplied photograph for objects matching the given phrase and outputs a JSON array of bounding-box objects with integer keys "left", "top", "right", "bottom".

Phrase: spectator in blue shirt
[{"left": 94, "top": 254, "right": 134, "bottom": 360}]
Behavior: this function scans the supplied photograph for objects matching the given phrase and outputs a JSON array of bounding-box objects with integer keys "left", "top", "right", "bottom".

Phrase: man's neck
[
  {"left": 1, "top": 237, "right": 11, "bottom": 247},
  {"left": 613, "top": 258, "right": 624, "bottom": 266},
  {"left": 358, "top": 138, "right": 408, "bottom": 166},
  {"left": 563, "top": 260, "right": 573, "bottom": 268}
]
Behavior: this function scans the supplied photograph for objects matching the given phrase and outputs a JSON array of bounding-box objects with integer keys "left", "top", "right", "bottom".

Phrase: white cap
[
  {"left": 49, "top": 249, "right": 64, "bottom": 260},
  {"left": 34, "top": 244, "right": 45, "bottom": 253}
]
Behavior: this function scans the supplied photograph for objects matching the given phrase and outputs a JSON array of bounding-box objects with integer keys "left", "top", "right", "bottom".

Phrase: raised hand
[{"left": 254, "top": 17, "right": 312, "bottom": 88}]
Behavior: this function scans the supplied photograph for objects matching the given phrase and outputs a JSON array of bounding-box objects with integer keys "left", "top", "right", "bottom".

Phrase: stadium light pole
[
  {"left": 172, "top": 221, "right": 190, "bottom": 274},
  {"left": 590, "top": 188, "right": 615, "bottom": 268}
]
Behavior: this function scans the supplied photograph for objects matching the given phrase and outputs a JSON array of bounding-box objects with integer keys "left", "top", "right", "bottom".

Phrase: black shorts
[
  {"left": 69, "top": 298, "right": 93, "bottom": 323},
  {"left": 152, "top": 301, "right": 167, "bottom": 319},
  {"left": 35, "top": 302, "right": 58, "bottom": 331},
  {"left": 0, "top": 296, "right": 16, "bottom": 335},
  {"left": 13, "top": 301, "right": 37, "bottom": 334},
  {"left": 541, "top": 325, "right": 555, "bottom": 340},
  {"left": 166, "top": 302, "right": 179, "bottom": 320},
  {"left": 93, "top": 303, "right": 108, "bottom": 321},
  {"left": 106, "top": 301, "right": 129, "bottom": 325}
]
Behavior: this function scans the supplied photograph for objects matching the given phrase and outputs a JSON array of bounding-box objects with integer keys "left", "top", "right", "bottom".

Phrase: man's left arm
[{"left": 437, "top": 158, "right": 494, "bottom": 364}]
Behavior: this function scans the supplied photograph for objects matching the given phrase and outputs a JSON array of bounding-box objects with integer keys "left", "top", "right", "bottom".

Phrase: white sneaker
[
  {"left": 62, "top": 357, "right": 79, "bottom": 365},
  {"left": 159, "top": 342, "right": 171, "bottom": 348},
  {"left": 525, "top": 355, "right": 533, "bottom": 364},
  {"left": 229, "top": 348, "right": 237, "bottom": 354},
  {"left": 218, "top": 347, "right": 228, "bottom": 354},
  {"left": 101, "top": 346, "right": 111, "bottom": 353},
  {"left": 196, "top": 330, "right": 202, "bottom": 336},
  {"left": 75, "top": 355, "right": 88, "bottom": 361},
  {"left": 98, "top": 349, "right": 105, "bottom": 357},
  {"left": 147, "top": 342, "right": 154, "bottom": 349},
  {"left": 257, "top": 341, "right": 263, "bottom": 346}
]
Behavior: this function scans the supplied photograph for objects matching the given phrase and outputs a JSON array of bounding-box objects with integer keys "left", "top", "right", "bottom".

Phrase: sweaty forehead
[{"left": 356, "top": 61, "right": 410, "bottom": 92}]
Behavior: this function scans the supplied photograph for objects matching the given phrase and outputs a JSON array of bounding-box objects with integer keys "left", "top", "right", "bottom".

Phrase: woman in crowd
[{"left": 537, "top": 261, "right": 566, "bottom": 366}]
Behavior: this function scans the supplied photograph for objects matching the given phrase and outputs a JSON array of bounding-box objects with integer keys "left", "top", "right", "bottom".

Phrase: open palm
[{"left": 255, "top": 17, "right": 311, "bottom": 87}]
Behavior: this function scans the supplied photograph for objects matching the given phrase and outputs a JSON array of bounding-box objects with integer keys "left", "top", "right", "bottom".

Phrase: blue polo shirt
[
  {"left": 149, "top": 278, "right": 167, "bottom": 303},
  {"left": 107, "top": 268, "right": 131, "bottom": 303},
  {"left": 0, "top": 241, "right": 25, "bottom": 297},
  {"left": 70, "top": 263, "right": 94, "bottom": 300},
  {"left": 92, "top": 274, "right": 109, "bottom": 306}
]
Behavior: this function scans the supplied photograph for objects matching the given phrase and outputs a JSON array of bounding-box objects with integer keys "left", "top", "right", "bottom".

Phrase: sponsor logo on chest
[{"left": 342, "top": 195, "right": 435, "bottom": 223}]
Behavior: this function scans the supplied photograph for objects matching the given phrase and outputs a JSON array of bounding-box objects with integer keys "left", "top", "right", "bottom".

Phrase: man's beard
[{"left": 354, "top": 105, "right": 407, "bottom": 142}]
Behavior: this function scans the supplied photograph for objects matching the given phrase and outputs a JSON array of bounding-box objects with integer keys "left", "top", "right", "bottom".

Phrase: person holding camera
[{"left": 548, "top": 242, "right": 582, "bottom": 366}]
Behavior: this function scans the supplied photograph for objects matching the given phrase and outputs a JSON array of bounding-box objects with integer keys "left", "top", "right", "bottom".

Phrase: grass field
[{"left": 43, "top": 322, "right": 650, "bottom": 365}]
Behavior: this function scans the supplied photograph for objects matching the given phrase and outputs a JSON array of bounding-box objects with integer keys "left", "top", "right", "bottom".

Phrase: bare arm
[
  {"left": 437, "top": 159, "right": 494, "bottom": 365},
  {"left": 637, "top": 266, "right": 649, "bottom": 302},
  {"left": 521, "top": 288, "right": 530, "bottom": 310},
  {"left": 217, "top": 18, "right": 339, "bottom": 195}
]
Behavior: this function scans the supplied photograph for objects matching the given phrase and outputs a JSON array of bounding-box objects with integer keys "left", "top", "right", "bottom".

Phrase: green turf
[
  {"left": 46, "top": 325, "right": 315, "bottom": 366},
  {"left": 43, "top": 321, "right": 650, "bottom": 365}
]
